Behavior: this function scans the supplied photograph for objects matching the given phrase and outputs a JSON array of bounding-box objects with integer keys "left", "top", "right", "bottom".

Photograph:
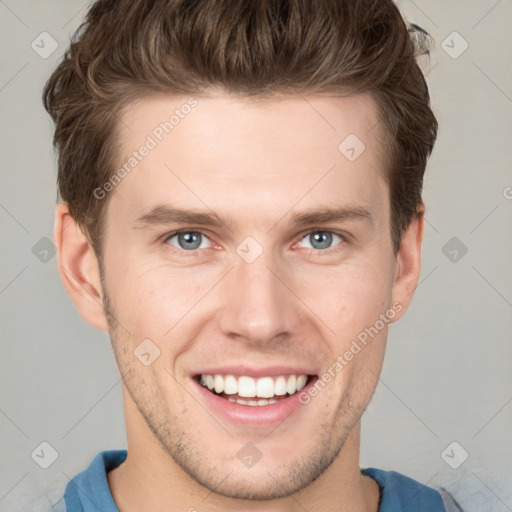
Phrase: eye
[
  {"left": 162, "top": 229, "right": 346, "bottom": 255},
  {"left": 298, "top": 231, "right": 344, "bottom": 252},
  {"left": 165, "top": 230, "right": 213, "bottom": 251}
]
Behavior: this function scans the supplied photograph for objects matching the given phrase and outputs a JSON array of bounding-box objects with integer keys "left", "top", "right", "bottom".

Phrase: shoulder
[
  {"left": 63, "top": 449, "right": 127, "bottom": 511},
  {"left": 362, "top": 467, "right": 462, "bottom": 512}
]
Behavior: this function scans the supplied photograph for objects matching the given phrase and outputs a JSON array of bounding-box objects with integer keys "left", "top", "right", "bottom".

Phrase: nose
[{"left": 217, "top": 249, "right": 301, "bottom": 347}]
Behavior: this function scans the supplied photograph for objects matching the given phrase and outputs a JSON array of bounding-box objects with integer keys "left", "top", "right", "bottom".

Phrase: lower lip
[{"left": 192, "top": 376, "right": 318, "bottom": 428}]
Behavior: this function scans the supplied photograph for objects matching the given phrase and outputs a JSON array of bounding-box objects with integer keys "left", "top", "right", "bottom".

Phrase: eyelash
[{"left": 161, "top": 229, "right": 347, "bottom": 256}]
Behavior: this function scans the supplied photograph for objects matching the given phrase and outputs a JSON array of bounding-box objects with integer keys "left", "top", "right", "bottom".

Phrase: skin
[{"left": 54, "top": 90, "right": 424, "bottom": 512}]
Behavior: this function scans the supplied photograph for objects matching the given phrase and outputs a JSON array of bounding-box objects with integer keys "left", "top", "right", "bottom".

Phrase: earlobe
[
  {"left": 54, "top": 202, "right": 109, "bottom": 331},
  {"left": 389, "top": 205, "right": 425, "bottom": 323}
]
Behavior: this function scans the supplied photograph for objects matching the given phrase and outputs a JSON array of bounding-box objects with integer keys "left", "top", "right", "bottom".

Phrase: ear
[
  {"left": 389, "top": 204, "right": 425, "bottom": 323},
  {"left": 54, "top": 202, "right": 109, "bottom": 331}
]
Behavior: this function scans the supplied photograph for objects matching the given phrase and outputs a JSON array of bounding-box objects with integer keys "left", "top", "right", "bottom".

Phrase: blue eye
[
  {"left": 165, "top": 231, "right": 212, "bottom": 251},
  {"left": 300, "top": 231, "right": 343, "bottom": 251},
  {"left": 162, "top": 229, "right": 345, "bottom": 256}
]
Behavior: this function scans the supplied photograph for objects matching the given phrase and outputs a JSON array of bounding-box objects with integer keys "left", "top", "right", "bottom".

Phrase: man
[{"left": 43, "top": 0, "right": 460, "bottom": 510}]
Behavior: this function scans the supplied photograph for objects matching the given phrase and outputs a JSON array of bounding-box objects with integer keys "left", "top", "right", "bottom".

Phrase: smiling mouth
[{"left": 193, "top": 374, "right": 316, "bottom": 406}]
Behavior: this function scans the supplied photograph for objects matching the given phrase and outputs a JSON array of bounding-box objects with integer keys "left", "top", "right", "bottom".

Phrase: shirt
[{"left": 60, "top": 449, "right": 452, "bottom": 511}]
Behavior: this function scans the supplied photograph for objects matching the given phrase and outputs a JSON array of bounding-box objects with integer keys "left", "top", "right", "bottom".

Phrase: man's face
[{"left": 98, "top": 92, "right": 405, "bottom": 499}]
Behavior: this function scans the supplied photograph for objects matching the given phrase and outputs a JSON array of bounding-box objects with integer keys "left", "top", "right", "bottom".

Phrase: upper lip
[{"left": 193, "top": 365, "right": 317, "bottom": 378}]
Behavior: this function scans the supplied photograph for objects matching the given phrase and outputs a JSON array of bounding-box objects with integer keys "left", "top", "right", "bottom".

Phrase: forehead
[
  {"left": 118, "top": 91, "right": 383, "bottom": 155},
  {"left": 109, "top": 92, "right": 388, "bottom": 228}
]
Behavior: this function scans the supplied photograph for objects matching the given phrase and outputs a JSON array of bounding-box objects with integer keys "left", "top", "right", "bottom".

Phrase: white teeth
[
  {"left": 286, "top": 375, "right": 296, "bottom": 395},
  {"left": 297, "top": 375, "right": 308, "bottom": 391},
  {"left": 224, "top": 375, "right": 238, "bottom": 394},
  {"left": 274, "top": 376, "right": 288, "bottom": 395},
  {"left": 238, "top": 376, "right": 256, "bottom": 397},
  {"left": 227, "top": 397, "right": 279, "bottom": 406},
  {"left": 199, "top": 373, "right": 310, "bottom": 398},
  {"left": 214, "top": 375, "right": 224, "bottom": 394},
  {"left": 256, "top": 377, "right": 274, "bottom": 398}
]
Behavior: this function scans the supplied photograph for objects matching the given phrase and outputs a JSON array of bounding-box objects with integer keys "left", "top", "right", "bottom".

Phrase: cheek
[
  {"left": 292, "top": 260, "right": 391, "bottom": 389},
  {"left": 293, "top": 259, "right": 392, "bottom": 336},
  {"left": 110, "top": 263, "right": 214, "bottom": 344},
  {"left": 135, "top": 278, "right": 191, "bottom": 329}
]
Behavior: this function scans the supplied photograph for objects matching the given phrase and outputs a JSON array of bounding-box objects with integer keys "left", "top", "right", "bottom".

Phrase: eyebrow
[
  {"left": 289, "top": 205, "right": 373, "bottom": 226},
  {"left": 133, "top": 205, "right": 226, "bottom": 229},
  {"left": 132, "top": 204, "right": 373, "bottom": 229}
]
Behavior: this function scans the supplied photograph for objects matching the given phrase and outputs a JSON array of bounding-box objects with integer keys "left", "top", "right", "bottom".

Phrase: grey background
[{"left": 1, "top": 1, "right": 511, "bottom": 510}]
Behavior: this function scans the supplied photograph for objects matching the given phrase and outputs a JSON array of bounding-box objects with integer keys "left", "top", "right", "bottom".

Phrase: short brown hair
[{"left": 43, "top": 0, "right": 438, "bottom": 257}]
